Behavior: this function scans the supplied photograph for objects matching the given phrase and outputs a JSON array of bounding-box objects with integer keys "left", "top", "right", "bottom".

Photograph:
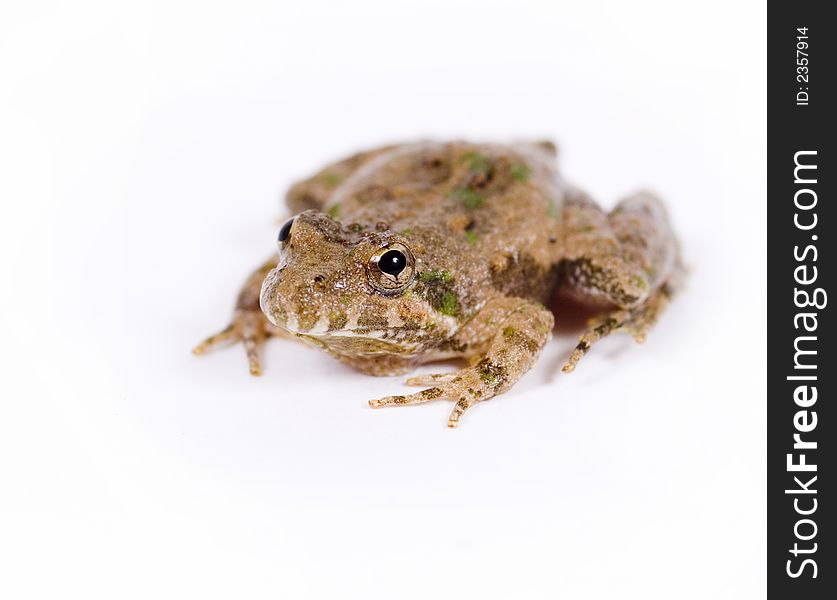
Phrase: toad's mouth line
[
  {"left": 291, "top": 327, "right": 393, "bottom": 339},
  {"left": 284, "top": 325, "right": 435, "bottom": 344}
]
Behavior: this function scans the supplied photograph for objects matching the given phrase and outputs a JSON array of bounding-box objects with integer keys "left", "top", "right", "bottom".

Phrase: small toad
[{"left": 194, "top": 141, "right": 683, "bottom": 427}]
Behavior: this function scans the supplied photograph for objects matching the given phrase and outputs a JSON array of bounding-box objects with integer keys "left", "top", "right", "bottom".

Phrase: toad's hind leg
[
  {"left": 559, "top": 191, "right": 684, "bottom": 372},
  {"left": 561, "top": 282, "right": 676, "bottom": 372}
]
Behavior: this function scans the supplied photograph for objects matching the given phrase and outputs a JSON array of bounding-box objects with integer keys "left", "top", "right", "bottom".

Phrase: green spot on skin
[
  {"left": 327, "top": 205, "right": 340, "bottom": 219},
  {"left": 465, "top": 230, "right": 479, "bottom": 246},
  {"left": 400, "top": 228, "right": 413, "bottom": 237},
  {"left": 503, "top": 326, "right": 516, "bottom": 338},
  {"left": 631, "top": 275, "right": 648, "bottom": 289},
  {"left": 548, "top": 201, "right": 560, "bottom": 219},
  {"left": 419, "top": 270, "right": 453, "bottom": 283},
  {"left": 450, "top": 187, "right": 485, "bottom": 209},
  {"left": 578, "top": 225, "right": 594, "bottom": 233},
  {"left": 461, "top": 152, "right": 490, "bottom": 174},
  {"left": 438, "top": 291, "right": 459, "bottom": 316},
  {"left": 477, "top": 358, "right": 506, "bottom": 387},
  {"left": 511, "top": 164, "right": 530, "bottom": 181},
  {"left": 322, "top": 172, "right": 342, "bottom": 187},
  {"left": 340, "top": 294, "right": 351, "bottom": 306}
]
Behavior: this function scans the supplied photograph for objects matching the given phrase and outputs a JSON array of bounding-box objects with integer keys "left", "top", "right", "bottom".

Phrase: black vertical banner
[{"left": 768, "top": 3, "right": 834, "bottom": 598}]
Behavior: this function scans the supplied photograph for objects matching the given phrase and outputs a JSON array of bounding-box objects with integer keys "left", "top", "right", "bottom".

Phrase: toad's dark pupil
[
  {"left": 278, "top": 218, "right": 294, "bottom": 243},
  {"left": 378, "top": 250, "right": 406, "bottom": 276}
]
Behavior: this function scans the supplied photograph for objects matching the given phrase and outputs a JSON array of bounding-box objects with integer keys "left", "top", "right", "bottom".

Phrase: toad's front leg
[{"left": 369, "top": 298, "right": 554, "bottom": 427}]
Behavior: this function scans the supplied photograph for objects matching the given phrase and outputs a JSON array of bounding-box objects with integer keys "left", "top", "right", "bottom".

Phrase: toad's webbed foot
[
  {"left": 369, "top": 299, "right": 554, "bottom": 427},
  {"left": 559, "top": 190, "right": 684, "bottom": 372}
]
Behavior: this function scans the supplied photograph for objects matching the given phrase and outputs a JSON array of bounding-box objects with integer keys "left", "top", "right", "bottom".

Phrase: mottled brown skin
[{"left": 194, "top": 141, "right": 683, "bottom": 427}]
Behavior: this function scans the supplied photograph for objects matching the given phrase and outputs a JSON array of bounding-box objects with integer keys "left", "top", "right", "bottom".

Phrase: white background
[{"left": 1, "top": 1, "right": 766, "bottom": 598}]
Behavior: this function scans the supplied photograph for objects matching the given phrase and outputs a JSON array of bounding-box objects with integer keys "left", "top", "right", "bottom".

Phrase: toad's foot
[
  {"left": 562, "top": 282, "right": 675, "bottom": 373},
  {"left": 369, "top": 364, "right": 501, "bottom": 428},
  {"left": 193, "top": 309, "right": 276, "bottom": 376},
  {"left": 370, "top": 298, "right": 553, "bottom": 427},
  {"left": 194, "top": 256, "right": 284, "bottom": 376}
]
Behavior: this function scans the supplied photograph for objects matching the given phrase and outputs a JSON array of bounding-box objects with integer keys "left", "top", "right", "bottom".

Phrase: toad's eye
[
  {"left": 378, "top": 250, "right": 406, "bottom": 276},
  {"left": 277, "top": 218, "right": 294, "bottom": 243},
  {"left": 367, "top": 243, "right": 415, "bottom": 294}
]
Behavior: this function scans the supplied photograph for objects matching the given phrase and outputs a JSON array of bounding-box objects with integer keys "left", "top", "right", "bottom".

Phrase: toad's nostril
[{"left": 313, "top": 274, "right": 325, "bottom": 283}]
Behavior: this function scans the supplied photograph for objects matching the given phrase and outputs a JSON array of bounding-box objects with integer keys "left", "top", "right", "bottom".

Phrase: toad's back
[{"left": 291, "top": 141, "right": 569, "bottom": 306}]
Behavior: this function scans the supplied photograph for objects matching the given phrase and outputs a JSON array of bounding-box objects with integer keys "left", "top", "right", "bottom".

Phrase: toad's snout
[
  {"left": 259, "top": 267, "right": 292, "bottom": 328},
  {"left": 260, "top": 266, "right": 328, "bottom": 334}
]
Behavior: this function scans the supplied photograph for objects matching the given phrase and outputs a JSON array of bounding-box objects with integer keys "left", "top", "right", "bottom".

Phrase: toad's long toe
[
  {"left": 368, "top": 387, "right": 444, "bottom": 408},
  {"left": 404, "top": 372, "right": 459, "bottom": 386},
  {"left": 193, "top": 324, "right": 237, "bottom": 355}
]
